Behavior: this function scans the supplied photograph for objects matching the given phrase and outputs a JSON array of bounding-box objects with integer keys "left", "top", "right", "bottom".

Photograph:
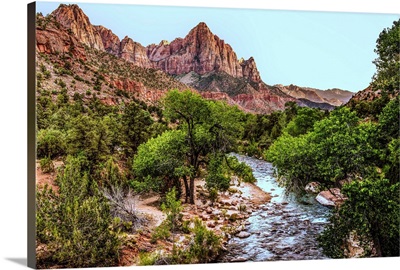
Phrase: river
[{"left": 219, "top": 154, "right": 330, "bottom": 262}]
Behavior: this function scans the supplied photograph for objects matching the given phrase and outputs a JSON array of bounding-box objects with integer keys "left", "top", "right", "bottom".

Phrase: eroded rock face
[
  {"left": 147, "top": 22, "right": 261, "bottom": 84},
  {"left": 52, "top": 4, "right": 104, "bottom": 51},
  {"left": 95, "top": 25, "right": 120, "bottom": 55},
  {"left": 36, "top": 15, "right": 86, "bottom": 60},
  {"left": 119, "top": 36, "right": 152, "bottom": 68}
]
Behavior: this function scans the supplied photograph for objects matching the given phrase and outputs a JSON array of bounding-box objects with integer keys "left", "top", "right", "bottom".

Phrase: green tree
[
  {"left": 121, "top": 102, "right": 153, "bottom": 157},
  {"left": 371, "top": 19, "right": 400, "bottom": 93},
  {"left": 163, "top": 90, "right": 240, "bottom": 204},
  {"left": 132, "top": 130, "right": 188, "bottom": 195},
  {"left": 284, "top": 107, "right": 324, "bottom": 137},
  {"left": 65, "top": 115, "right": 111, "bottom": 163},
  {"left": 266, "top": 107, "right": 377, "bottom": 193},
  {"left": 205, "top": 154, "right": 230, "bottom": 192},
  {"left": 266, "top": 132, "right": 315, "bottom": 194},
  {"left": 318, "top": 177, "right": 400, "bottom": 258}
]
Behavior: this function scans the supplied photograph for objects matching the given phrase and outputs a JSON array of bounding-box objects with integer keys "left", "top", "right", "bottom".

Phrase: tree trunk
[
  {"left": 189, "top": 176, "right": 195, "bottom": 204},
  {"left": 183, "top": 176, "right": 190, "bottom": 203}
]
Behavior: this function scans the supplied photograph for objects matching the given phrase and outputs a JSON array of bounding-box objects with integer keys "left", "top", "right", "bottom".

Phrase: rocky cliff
[{"left": 37, "top": 4, "right": 351, "bottom": 114}]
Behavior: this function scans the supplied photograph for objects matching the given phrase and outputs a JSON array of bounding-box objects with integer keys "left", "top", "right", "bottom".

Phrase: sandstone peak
[
  {"left": 193, "top": 22, "right": 211, "bottom": 31},
  {"left": 52, "top": 4, "right": 104, "bottom": 51}
]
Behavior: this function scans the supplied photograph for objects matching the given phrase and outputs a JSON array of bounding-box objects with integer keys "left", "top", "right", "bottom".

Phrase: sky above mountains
[{"left": 37, "top": 1, "right": 398, "bottom": 92}]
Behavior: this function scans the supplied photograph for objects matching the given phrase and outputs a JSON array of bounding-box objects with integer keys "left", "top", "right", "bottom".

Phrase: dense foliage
[
  {"left": 36, "top": 156, "right": 121, "bottom": 268},
  {"left": 133, "top": 89, "right": 249, "bottom": 203},
  {"left": 371, "top": 19, "right": 400, "bottom": 93},
  {"left": 318, "top": 177, "right": 399, "bottom": 257}
]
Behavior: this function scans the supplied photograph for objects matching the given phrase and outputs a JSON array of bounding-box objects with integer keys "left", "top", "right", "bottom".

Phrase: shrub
[
  {"left": 161, "top": 187, "right": 183, "bottom": 231},
  {"left": 37, "top": 128, "right": 66, "bottom": 159},
  {"left": 138, "top": 252, "right": 159, "bottom": 266},
  {"left": 187, "top": 218, "right": 221, "bottom": 263},
  {"left": 150, "top": 221, "right": 171, "bottom": 243},
  {"left": 36, "top": 156, "right": 121, "bottom": 268},
  {"left": 40, "top": 157, "right": 54, "bottom": 173}
]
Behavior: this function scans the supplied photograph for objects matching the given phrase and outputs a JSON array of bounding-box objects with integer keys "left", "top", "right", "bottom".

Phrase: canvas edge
[{"left": 27, "top": 1, "right": 37, "bottom": 269}]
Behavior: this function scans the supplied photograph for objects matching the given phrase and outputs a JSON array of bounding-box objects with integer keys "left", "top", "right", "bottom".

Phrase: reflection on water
[{"left": 219, "top": 154, "right": 330, "bottom": 262}]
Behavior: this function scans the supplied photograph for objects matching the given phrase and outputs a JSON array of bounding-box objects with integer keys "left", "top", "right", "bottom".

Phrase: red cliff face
[
  {"left": 147, "top": 22, "right": 262, "bottom": 84},
  {"left": 95, "top": 25, "right": 120, "bottom": 55},
  {"left": 119, "top": 36, "right": 153, "bottom": 68},
  {"left": 51, "top": 4, "right": 104, "bottom": 51},
  {"left": 36, "top": 14, "right": 86, "bottom": 60}
]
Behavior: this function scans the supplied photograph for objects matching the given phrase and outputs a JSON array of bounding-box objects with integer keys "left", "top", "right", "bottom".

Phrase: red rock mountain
[{"left": 36, "top": 4, "right": 350, "bottom": 113}]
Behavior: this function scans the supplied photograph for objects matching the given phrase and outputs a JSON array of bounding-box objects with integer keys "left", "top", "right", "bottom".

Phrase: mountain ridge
[{"left": 37, "top": 4, "right": 353, "bottom": 113}]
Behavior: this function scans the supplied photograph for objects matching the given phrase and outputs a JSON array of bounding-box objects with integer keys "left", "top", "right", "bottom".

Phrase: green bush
[
  {"left": 205, "top": 155, "right": 230, "bottom": 192},
  {"left": 37, "top": 128, "right": 66, "bottom": 159},
  {"left": 40, "top": 157, "right": 54, "bottom": 173},
  {"left": 150, "top": 221, "right": 171, "bottom": 243},
  {"left": 138, "top": 252, "right": 159, "bottom": 266},
  {"left": 161, "top": 187, "right": 183, "bottom": 231},
  {"left": 187, "top": 218, "right": 221, "bottom": 263},
  {"left": 36, "top": 156, "right": 121, "bottom": 268}
]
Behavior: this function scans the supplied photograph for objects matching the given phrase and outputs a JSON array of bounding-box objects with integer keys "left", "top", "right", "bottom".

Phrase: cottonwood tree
[{"left": 133, "top": 90, "right": 244, "bottom": 204}]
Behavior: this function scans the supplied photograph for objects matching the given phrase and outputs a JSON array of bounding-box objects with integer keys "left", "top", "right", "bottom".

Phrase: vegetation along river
[{"left": 219, "top": 154, "right": 330, "bottom": 262}]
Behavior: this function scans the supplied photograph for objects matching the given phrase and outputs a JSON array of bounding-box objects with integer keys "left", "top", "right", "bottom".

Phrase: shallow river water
[{"left": 219, "top": 154, "right": 330, "bottom": 262}]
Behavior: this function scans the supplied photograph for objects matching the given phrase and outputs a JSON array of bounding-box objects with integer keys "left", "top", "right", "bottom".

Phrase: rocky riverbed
[{"left": 218, "top": 154, "right": 331, "bottom": 262}]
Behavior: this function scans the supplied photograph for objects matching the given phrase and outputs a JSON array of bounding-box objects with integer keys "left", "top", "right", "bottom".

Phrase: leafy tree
[
  {"left": 310, "top": 107, "right": 376, "bottom": 185},
  {"left": 65, "top": 115, "right": 111, "bottom": 163},
  {"left": 132, "top": 130, "right": 188, "bottom": 195},
  {"left": 121, "top": 102, "right": 153, "bottom": 157},
  {"left": 378, "top": 96, "right": 400, "bottom": 142},
  {"left": 205, "top": 154, "right": 230, "bottom": 192},
  {"left": 266, "top": 132, "right": 314, "bottom": 194},
  {"left": 36, "top": 155, "right": 121, "bottom": 268},
  {"left": 266, "top": 107, "right": 377, "bottom": 193},
  {"left": 284, "top": 107, "right": 324, "bottom": 137},
  {"left": 371, "top": 19, "right": 400, "bottom": 92},
  {"left": 318, "top": 177, "right": 400, "bottom": 258},
  {"left": 163, "top": 90, "right": 241, "bottom": 203}
]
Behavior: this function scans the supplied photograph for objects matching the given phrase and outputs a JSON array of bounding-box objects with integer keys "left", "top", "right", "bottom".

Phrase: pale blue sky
[{"left": 36, "top": 1, "right": 399, "bottom": 92}]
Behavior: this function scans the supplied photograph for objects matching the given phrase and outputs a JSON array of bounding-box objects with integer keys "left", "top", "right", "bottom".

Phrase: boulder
[
  {"left": 316, "top": 188, "right": 345, "bottom": 207},
  {"left": 236, "top": 231, "right": 251, "bottom": 238}
]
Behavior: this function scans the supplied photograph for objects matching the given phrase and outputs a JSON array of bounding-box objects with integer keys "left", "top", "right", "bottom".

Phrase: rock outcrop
[
  {"left": 38, "top": 4, "right": 353, "bottom": 114},
  {"left": 95, "top": 25, "right": 120, "bottom": 55},
  {"left": 52, "top": 4, "right": 104, "bottom": 51},
  {"left": 119, "top": 36, "right": 152, "bottom": 68},
  {"left": 36, "top": 13, "right": 86, "bottom": 60}
]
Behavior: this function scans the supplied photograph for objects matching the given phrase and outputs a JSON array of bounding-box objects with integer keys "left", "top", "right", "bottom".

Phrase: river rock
[
  {"left": 305, "top": 181, "right": 321, "bottom": 194},
  {"left": 316, "top": 188, "right": 345, "bottom": 207},
  {"left": 236, "top": 231, "right": 251, "bottom": 238},
  {"left": 230, "top": 257, "right": 248, "bottom": 262}
]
